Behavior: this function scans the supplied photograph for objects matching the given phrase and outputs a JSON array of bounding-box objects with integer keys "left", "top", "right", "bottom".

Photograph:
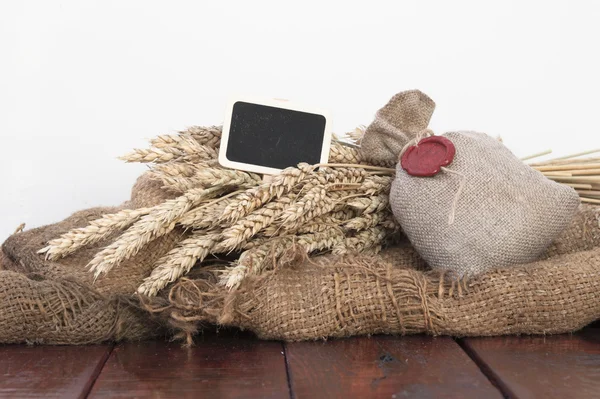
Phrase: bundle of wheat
[{"left": 39, "top": 126, "right": 400, "bottom": 296}]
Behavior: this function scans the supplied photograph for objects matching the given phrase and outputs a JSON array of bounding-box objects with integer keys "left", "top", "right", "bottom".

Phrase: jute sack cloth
[
  {"left": 359, "top": 90, "right": 436, "bottom": 167},
  {"left": 0, "top": 173, "right": 182, "bottom": 344},
  {"left": 144, "top": 204, "right": 600, "bottom": 342},
  {"left": 361, "top": 90, "right": 580, "bottom": 276}
]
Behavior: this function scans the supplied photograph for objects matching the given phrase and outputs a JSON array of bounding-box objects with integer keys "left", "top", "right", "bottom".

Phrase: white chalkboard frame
[{"left": 218, "top": 96, "right": 332, "bottom": 175}]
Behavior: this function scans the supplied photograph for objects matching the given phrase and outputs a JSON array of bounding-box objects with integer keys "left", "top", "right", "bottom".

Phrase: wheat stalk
[
  {"left": 152, "top": 126, "right": 222, "bottom": 150},
  {"left": 333, "top": 226, "right": 388, "bottom": 255},
  {"left": 343, "top": 212, "right": 390, "bottom": 231},
  {"left": 178, "top": 196, "right": 234, "bottom": 229},
  {"left": 38, "top": 207, "right": 152, "bottom": 260},
  {"left": 87, "top": 186, "right": 223, "bottom": 278},
  {"left": 218, "top": 195, "right": 297, "bottom": 252},
  {"left": 222, "top": 228, "right": 345, "bottom": 288},
  {"left": 280, "top": 188, "right": 377, "bottom": 234},
  {"left": 218, "top": 163, "right": 314, "bottom": 223},
  {"left": 151, "top": 167, "right": 261, "bottom": 193},
  {"left": 329, "top": 141, "right": 362, "bottom": 164},
  {"left": 346, "top": 126, "right": 366, "bottom": 143},
  {"left": 120, "top": 134, "right": 218, "bottom": 164},
  {"left": 151, "top": 162, "right": 216, "bottom": 178},
  {"left": 347, "top": 194, "right": 389, "bottom": 214},
  {"left": 152, "top": 133, "right": 218, "bottom": 159},
  {"left": 360, "top": 175, "right": 393, "bottom": 195},
  {"left": 277, "top": 186, "right": 328, "bottom": 227},
  {"left": 42, "top": 124, "right": 402, "bottom": 296},
  {"left": 119, "top": 148, "right": 178, "bottom": 163},
  {"left": 137, "top": 232, "right": 220, "bottom": 296},
  {"left": 293, "top": 210, "right": 357, "bottom": 234},
  {"left": 186, "top": 125, "right": 222, "bottom": 147}
]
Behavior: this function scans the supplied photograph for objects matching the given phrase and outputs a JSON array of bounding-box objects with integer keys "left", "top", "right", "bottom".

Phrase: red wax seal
[{"left": 401, "top": 136, "right": 456, "bottom": 177}]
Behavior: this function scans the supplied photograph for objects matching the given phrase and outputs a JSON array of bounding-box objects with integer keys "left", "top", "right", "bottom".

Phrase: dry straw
[{"left": 530, "top": 150, "right": 600, "bottom": 204}]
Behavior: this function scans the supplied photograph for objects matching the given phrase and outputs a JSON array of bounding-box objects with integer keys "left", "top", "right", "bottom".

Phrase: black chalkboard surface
[{"left": 219, "top": 99, "right": 331, "bottom": 175}]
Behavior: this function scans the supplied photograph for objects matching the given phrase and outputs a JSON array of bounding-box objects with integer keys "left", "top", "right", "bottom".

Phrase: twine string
[
  {"left": 440, "top": 167, "right": 466, "bottom": 225},
  {"left": 398, "top": 128, "right": 465, "bottom": 225},
  {"left": 398, "top": 128, "right": 434, "bottom": 160}
]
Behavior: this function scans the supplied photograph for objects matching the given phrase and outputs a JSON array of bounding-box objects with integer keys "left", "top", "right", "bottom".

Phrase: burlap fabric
[
  {"left": 359, "top": 90, "right": 436, "bottom": 166},
  {"left": 392, "top": 131, "right": 580, "bottom": 275},
  {"left": 0, "top": 173, "right": 180, "bottom": 344},
  {"left": 145, "top": 205, "right": 600, "bottom": 342},
  {"left": 360, "top": 90, "right": 580, "bottom": 276}
]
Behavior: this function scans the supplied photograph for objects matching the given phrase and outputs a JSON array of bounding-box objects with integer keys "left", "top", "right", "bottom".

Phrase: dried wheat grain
[{"left": 38, "top": 207, "right": 151, "bottom": 260}]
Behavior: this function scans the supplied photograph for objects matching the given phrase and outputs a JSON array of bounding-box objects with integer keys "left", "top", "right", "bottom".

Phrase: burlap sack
[
  {"left": 0, "top": 173, "right": 179, "bottom": 344},
  {"left": 360, "top": 90, "right": 436, "bottom": 166},
  {"left": 361, "top": 91, "right": 580, "bottom": 276},
  {"left": 145, "top": 205, "right": 600, "bottom": 342},
  {"left": 392, "top": 131, "right": 581, "bottom": 275}
]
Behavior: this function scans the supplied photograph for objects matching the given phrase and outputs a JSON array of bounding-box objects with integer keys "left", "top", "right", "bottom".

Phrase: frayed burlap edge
[{"left": 141, "top": 206, "right": 600, "bottom": 344}]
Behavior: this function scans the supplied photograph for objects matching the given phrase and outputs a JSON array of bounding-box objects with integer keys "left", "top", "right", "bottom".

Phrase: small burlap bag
[
  {"left": 359, "top": 90, "right": 436, "bottom": 166},
  {"left": 361, "top": 90, "right": 580, "bottom": 276},
  {"left": 0, "top": 173, "right": 180, "bottom": 344},
  {"left": 144, "top": 205, "right": 600, "bottom": 342}
]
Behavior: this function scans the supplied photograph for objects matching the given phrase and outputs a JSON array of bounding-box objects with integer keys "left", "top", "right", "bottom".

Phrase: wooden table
[{"left": 1, "top": 326, "right": 598, "bottom": 399}]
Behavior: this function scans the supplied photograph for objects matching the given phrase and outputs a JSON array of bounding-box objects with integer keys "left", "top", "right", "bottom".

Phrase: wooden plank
[
  {"left": 0, "top": 344, "right": 112, "bottom": 399},
  {"left": 285, "top": 335, "right": 502, "bottom": 398},
  {"left": 89, "top": 330, "right": 290, "bottom": 399},
  {"left": 461, "top": 328, "right": 600, "bottom": 399}
]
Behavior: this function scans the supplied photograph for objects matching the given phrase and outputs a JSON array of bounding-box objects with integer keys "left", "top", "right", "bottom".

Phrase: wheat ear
[
  {"left": 278, "top": 189, "right": 358, "bottom": 232},
  {"left": 151, "top": 127, "right": 221, "bottom": 151},
  {"left": 87, "top": 186, "right": 223, "bottom": 278},
  {"left": 120, "top": 134, "right": 217, "bottom": 164},
  {"left": 185, "top": 125, "right": 222, "bottom": 147},
  {"left": 119, "top": 148, "right": 177, "bottom": 163},
  {"left": 343, "top": 211, "right": 391, "bottom": 231},
  {"left": 360, "top": 175, "right": 393, "bottom": 195},
  {"left": 218, "top": 195, "right": 296, "bottom": 252},
  {"left": 178, "top": 196, "right": 234, "bottom": 229},
  {"left": 150, "top": 162, "right": 212, "bottom": 179},
  {"left": 151, "top": 166, "right": 260, "bottom": 193},
  {"left": 346, "top": 126, "right": 366, "bottom": 143},
  {"left": 218, "top": 163, "right": 313, "bottom": 223},
  {"left": 347, "top": 194, "right": 389, "bottom": 214},
  {"left": 277, "top": 186, "right": 328, "bottom": 227},
  {"left": 38, "top": 207, "right": 152, "bottom": 260},
  {"left": 292, "top": 209, "right": 357, "bottom": 234},
  {"left": 328, "top": 141, "right": 361, "bottom": 164},
  {"left": 222, "top": 228, "right": 345, "bottom": 288},
  {"left": 333, "top": 226, "right": 388, "bottom": 255},
  {"left": 137, "top": 232, "right": 220, "bottom": 296},
  {"left": 150, "top": 133, "right": 217, "bottom": 160}
]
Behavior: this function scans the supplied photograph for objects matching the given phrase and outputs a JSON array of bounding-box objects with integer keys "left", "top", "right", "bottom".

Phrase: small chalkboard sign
[{"left": 219, "top": 97, "right": 332, "bottom": 175}]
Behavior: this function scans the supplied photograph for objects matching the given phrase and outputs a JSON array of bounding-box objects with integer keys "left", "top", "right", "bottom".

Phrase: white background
[{"left": 1, "top": 0, "right": 599, "bottom": 242}]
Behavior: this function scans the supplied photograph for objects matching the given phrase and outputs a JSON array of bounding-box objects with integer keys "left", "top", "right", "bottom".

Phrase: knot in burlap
[{"left": 359, "top": 90, "right": 436, "bottom": 166}]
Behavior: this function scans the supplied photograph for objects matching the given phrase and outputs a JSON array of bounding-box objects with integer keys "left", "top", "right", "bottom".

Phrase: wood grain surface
[
  {"left": 88, "top": 331, "right": 290, "bottom": 399},
  {"left": 0, "top": 344, "right": 112, "bottom": 399},
  {"left": 462, "top": 329, "right": 600, "bottom": 399},
  {"left": 3, "top": 328, "right": 600, "bottom": 398},
  {"left": 285, "top": 335, "right": 503, "bottom": 399}
]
